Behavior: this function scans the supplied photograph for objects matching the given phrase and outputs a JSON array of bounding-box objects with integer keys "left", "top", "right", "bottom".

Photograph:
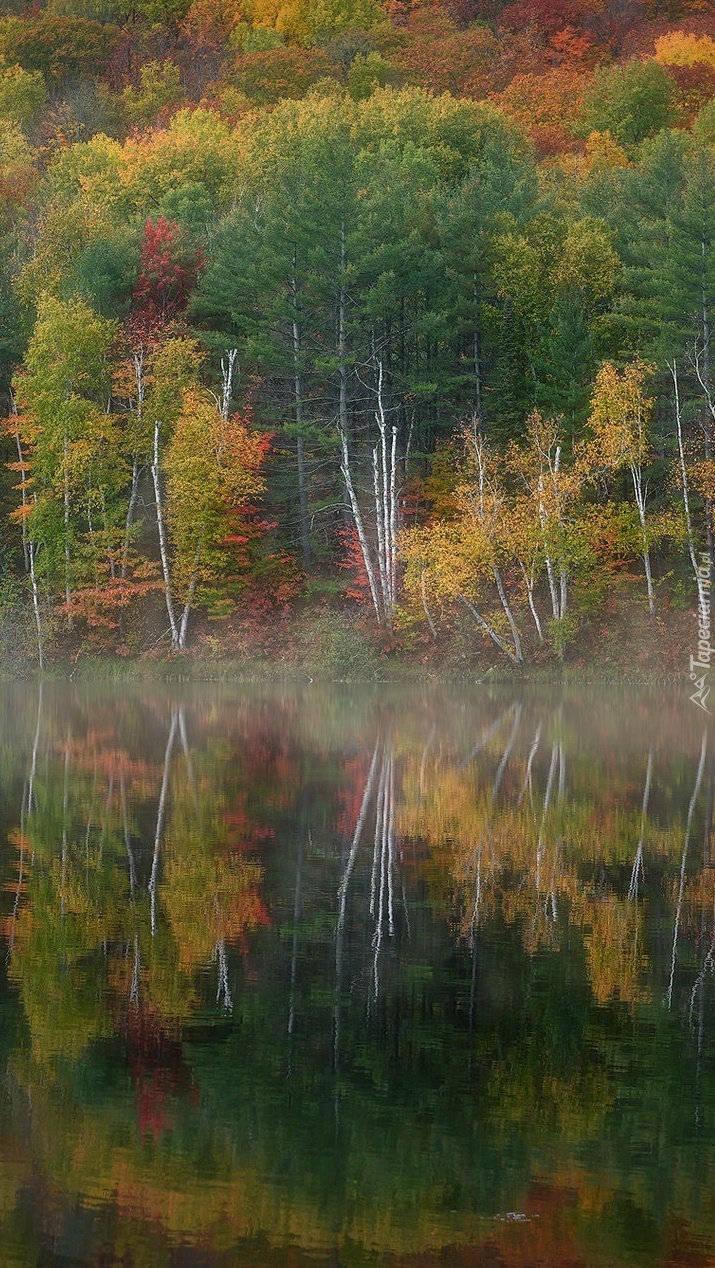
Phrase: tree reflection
[{"left": 0, "top": 684, "right": 714, "bottom": 1264}]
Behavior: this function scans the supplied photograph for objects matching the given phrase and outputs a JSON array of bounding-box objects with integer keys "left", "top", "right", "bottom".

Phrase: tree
[
  {"left": 506, "top": 410, "right": 589, "bottom": 655},
  {"left": 241, "top": 0, "right": 384, "bottom": 45},
  {"left": 401, "top": 426, "right": 525, "bottom": 664},
  {"left": 579, "top": 58, "right": 676, "bottom": 148},
  {"left": 12, "top": 295, "right": 119, "bottom": 633},
  {"left": 4, "top": 15, "right": 120, "bottom": 84},
  {"left": 129, "top": 214, "right": 202, "bottom": 342},
  {"left": 587, "top": 360, "right": 659, "bottom": 615},
  {"left": 120, "top": 60, "right": 185, "bottom": 131},
  {"left": 164, "top": 387, "right": 268, "bottom": 646},
  {"left": 0, "top": 61, "right": 46, "bottom": 132}
]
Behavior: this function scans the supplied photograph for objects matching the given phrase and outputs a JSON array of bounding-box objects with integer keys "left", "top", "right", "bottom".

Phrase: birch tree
[
  {"left": 401, "top": 426, "right": 525, "bottom": 665},
  {"left": 164, "top": 387, "right": 268, "bottom": 649},
  {"left": 588, "top": 361, "right": 659, "bottom": 616}
]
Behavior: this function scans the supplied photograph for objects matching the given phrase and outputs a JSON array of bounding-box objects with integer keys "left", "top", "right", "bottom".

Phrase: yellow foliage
[
  {"left": 587, "top": 360, "right": 655, "bottom": 470},
  {"left": 554, "top": 217, "right": 620, "bottom": 302},
  {"left": 583, "top": 129, "right": 630, "bottom": 172},
  {"left": 655, "top": 30, "right": 715, "bottom": 69}
]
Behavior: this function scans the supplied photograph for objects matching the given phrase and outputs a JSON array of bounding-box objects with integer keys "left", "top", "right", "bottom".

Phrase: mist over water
[{"left": 0, "top": 681, "right": 713, "bottom": 1266}]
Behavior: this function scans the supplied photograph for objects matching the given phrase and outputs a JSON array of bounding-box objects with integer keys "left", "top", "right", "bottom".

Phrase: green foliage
[
  {"left": 0, "top": 62, "right": 46, "bottom": 132},
  {"left": 347, "top": 50, "right": 391, "bottom": 100},
  {"left": 3, "top": 15, "right": 120, "bottom": 83},
  {"left": 73, "top": 232, "right": 137, "bottom": 318},
  {"left": 0, "top": 573, "right": 36, "bottom": 670},
  {"left": 228, "top": 22, "right": 285, "bottom": 52},
  {"left": 298, "top": 608, "right": 379, "bottom": 677},
  {"left": 121, "top": 61, "right": 184, "bottom": 131},
  {"left": 580, "top": 59, "right": 677, "bottom": 149}
]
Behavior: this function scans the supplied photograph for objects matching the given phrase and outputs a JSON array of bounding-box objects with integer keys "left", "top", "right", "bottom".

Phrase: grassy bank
[{"left": 0, "top": 591, "right": 698, "bottom": 686}]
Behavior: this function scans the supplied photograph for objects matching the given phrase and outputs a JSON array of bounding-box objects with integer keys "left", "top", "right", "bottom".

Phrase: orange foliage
[
  {"left": 394, "top": 17, "right": 508, "bottom": 96},
  {"left": 494, "top": 66, "right": 588, "bottom": 144}
]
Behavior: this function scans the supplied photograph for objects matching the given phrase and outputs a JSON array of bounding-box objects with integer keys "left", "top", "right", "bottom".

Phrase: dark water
[{"left": 0, "top": 681, "right": 714, "bottom": 1266}]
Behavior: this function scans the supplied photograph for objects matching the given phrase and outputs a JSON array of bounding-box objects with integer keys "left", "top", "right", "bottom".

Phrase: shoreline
[{"left": 0, "top": 653, "right": 690, "bottom": 689}]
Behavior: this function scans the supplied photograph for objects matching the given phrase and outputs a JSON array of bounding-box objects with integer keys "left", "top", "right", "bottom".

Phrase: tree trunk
[
  {"left": 458, "top": 594, "right": 522, "bottom": 666},
  {"left": 341, "top": 428, "right": 382, "bottom": 624},
  {"left": 149, "top": 708, "right": 178, "bottom": 936},
  {"left": 151, "top": 420, "right": 180, "bottom": 648},
  {"left": 13, "top": 423, "right": 44, "bottom": 669},
  {"left": 631, "top": 462, "right": 655, "bottom": 615},
  {"left": 220, "top": 347, "right": 237, "bottom": 421},
  {"left": 492, "top": 564, "right": 524, "bottom": 663},
  {"left": 178, "top": 545, "right": 201, "bottom": 651}
]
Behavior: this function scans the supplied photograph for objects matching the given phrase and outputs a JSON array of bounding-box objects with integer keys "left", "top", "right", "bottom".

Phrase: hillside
[{"left": 1, "top": 0, "right": 714, "bottom": 674}]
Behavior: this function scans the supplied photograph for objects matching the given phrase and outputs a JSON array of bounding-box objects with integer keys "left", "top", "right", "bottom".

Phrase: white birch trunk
[
  {"left": 491, "top": 564, "right": 523, "bottom": 664},
  {"left": 341, "top": 427, "right": 382, "bottom": 623},
  {"left": 458, "top": 594, "right": 522, "bottom": 666},
  {"left": 220, "top": 348, "right": 237, "bottom": 421},
  {"left": 668, "top": 730, "right": 707, "bottom": 1008},
  {"left": 149, "top": 709, "right": 178, "bottom": 936},
  {"left": 13, "top": 421, "right": 44, "bottom": 669},
  {"left": 631, "top": 461, "right": 655, "bottom": 615},
  {"left": 151, "top": 419, "right": 180, "bottom": 648},
  {"left": 519, "top": 557, "right": 544, "bottom": 641}
]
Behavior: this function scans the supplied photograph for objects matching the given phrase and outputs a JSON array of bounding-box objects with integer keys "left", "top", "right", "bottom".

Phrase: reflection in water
[{"left": 0, "top": 683, "right": 714, "bottom": 1264}]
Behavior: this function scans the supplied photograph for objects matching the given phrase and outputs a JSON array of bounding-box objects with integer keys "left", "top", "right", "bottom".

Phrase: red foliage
[
  {"left": 529, "top": 122, "right": 581, "bottom": 154},
  {"left": 129, "top": 216, "right": 203, "bottom": 343},
  {"left": 621, "top": 14, "right": 715, "bottom": 60},
  {"left": 124, "top": 1007, "right": 196, "bottom": 1139},
  {"left": 499, "top": 0, "right": 594, "bottom": 41},
  {"left": 668, "top": 60, "right": 715, "bottom": 122},
  {"left": 219, "top": 422, "right": 303, "bottom": 635},
  {"left": 223, "top": 799, "right": 275, "bottom": 852},
  {"left": 337, "top": 523, "right": 374, "bottom": 609},
  {"left": 63, "top": 556, "right": 162, "bottom": 650},
  {"left": 395, "top": 21, "right": 512, "bottom": 96}
]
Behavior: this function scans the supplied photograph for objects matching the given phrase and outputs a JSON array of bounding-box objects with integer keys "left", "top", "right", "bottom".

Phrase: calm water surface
[{"left": 0, "top": 681, "right": 713, "bottom": 1266}]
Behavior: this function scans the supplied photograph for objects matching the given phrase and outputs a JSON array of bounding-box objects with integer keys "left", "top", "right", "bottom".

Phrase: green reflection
[{"left": 0, "top": 683, "right": 713, "bottom": 1265}]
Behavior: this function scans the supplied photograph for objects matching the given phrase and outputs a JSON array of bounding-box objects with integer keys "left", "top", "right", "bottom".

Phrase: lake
[{"left": 0, "top": 680, "right": 713, "bottom": 1266}]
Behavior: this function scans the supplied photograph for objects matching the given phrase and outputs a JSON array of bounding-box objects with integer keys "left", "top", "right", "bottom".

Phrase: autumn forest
[{"left": 2, "top": 0, "right": 715, "bottom": 671}]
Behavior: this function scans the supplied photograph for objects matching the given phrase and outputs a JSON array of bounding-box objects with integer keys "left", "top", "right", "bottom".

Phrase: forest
[{"left": 2, "top": 0, "right": 715, "bottom": 671}]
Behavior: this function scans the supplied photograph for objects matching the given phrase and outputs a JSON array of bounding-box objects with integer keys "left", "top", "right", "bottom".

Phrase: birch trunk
[
  {"left": 149, "top": 709, "right": 178, "bottom": 936},
  {"left": 151, "top": 419, "right": 180, "bottom": 648},
  {"left": 631, "top": 461, "right": 655, "bottom": 615},
  {"left": 459, "top": 594, "right": 522, "bottom": 666},
  {"left": 491, "top": 564, "right": 524, "bottom": 664},
  {"left": 340, "top": 427, "right": 382, "bottom": 623},
  {"left": 177, "top": 545, "right": 201, "bottom": 651},
  {"left": 220, "top": 348, "right": 237, "bottom": 421}
]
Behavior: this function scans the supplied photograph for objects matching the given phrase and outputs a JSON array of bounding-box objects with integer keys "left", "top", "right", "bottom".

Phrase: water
[{"left": 0, "top": 680, "right": 713, "bottom": 1266}]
